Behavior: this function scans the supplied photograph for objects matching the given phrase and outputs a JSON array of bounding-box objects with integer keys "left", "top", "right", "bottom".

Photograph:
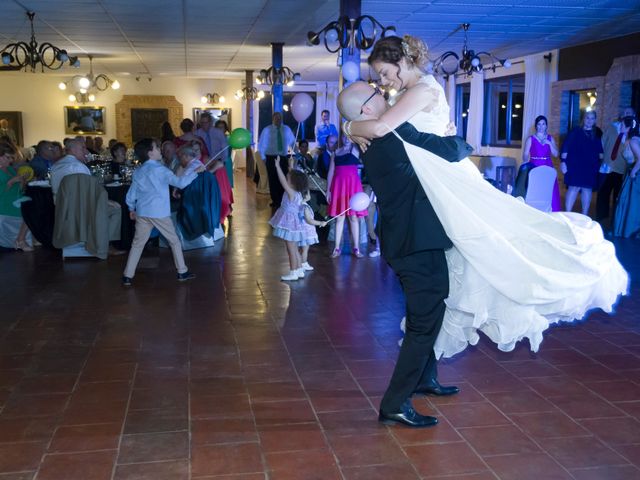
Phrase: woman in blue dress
[
  {"left": 560, "top": 111, "right": 603, "bottom": 215},
  {"left": 613, "top": 121, "right": 640, "bottom": 238}
]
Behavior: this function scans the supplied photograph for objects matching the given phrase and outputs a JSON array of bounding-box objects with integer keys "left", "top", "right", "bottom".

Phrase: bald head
[{"left": 337, "top": 81, "right": 387, "bottom": 121}]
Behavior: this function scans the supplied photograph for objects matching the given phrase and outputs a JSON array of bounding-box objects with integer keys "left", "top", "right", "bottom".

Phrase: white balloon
[
  {"left": 341, "top": 61, "right": 360, "bottom": 82},
  {"left": 290, "top": 93, "right": 314, "bottom": 123},
  {"left": 326, "top": 29, "right": 339, "bottom": 43},
  {"left": 349, "top": 192, "right": 370, "bottom": 211}
]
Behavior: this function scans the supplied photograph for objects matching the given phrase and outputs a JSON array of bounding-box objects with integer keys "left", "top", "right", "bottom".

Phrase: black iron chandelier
[
  {"left": 256, "top": 66, "right": 300, "bottom": 87},
  {"left": 307, "top": 15, "right": 396, "bottom": 54},
  {"left": 234, "top": 86, "right": 265, "bottom": 101},
  {"left": 432, "top": 23, "right": 510, "bottom": 77},
  {"left": 1, "top": 11, "right": 80, "bottom": 72},
  {"left": 58, "top": 55, "right": 119, "bottom": 103}
]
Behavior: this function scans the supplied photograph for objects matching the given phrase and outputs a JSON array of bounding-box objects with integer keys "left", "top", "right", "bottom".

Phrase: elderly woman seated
[{"left": 0, "top": 141, "right": 33, "bottom": 251}]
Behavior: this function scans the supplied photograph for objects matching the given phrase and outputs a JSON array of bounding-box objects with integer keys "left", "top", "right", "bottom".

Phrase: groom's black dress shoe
[
  {"left": 413, "top": 379, "right": 460, "bottom": 397},
  {"left": 378, "top": 403, "right": 438, "bottom": 428}
]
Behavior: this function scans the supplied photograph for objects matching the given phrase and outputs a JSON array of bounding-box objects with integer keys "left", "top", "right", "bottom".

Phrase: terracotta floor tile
[
  {"left": 246, "top": 381, "right": 306, "bottom": 402},
  {"left": 568, "top": 465, "right": 640, "bottom": 480},
  {"left": 265, "top": 449, "right": 341, "bottom": 480},
  {"left": 113, "top": 460, "right": 189, "bottom": 480},
  {"left": 122, "top": 408, "right": 187, "bottom": 434},
  {"left": 48, "top": 423, "right": 121, "bottom": 453},
  {"left": 128, "top": 388, "right": 188, "bottom": 411},
  {"left": 258, "top": 423, "right": 327, "bottom": 453},
  {"left": 329, "top": 432, "right": 405, "bottom": 467},
  {"left": 0, "top": 442, "right": 47, "bottom": 473},
  {"left": 437, "top": 402, "right": 511, "bottom": 428},
  {"left": 190, "top": 393, "right": 253, "bottom": 419},
  {"left": 308, "top": 389, "right": 372, "bottom": 413},
  {"left": 483, "top": 389, "right": 557, "bottom": 414},
  {"left": 403, "top": 442, "right": 488, "bottom": 477},
  {"left": 191, "top": 418, "right": 258, "bottom": 446},
  {"left": 466, "top": 372, "right": 528, "bottom": 393},
  {"left": 616, "top": 444, "right": 640, "bottom": 467},
  {"left": 526, "top": 376, "right": 592, "bottom": 397},
  {"left": 251, "top": 400, "right": 316, "bottom": 426},
  {"left": 583, "top": 380, "right": 640, "bottom": 402},
  {"left": 118, "top": 431, "right": 188, "bottom": 464},
  {"left": 191, "top": 443, "right": 263, "bottom": 477},
  {"left": 426, "top": 382, "right": 485, "bottom": 405},
  {"left": 484, "top": 452, "right": 572, "bottom": 480},
  {"left": 549, "top": 393, "right": 626, "bottom": 419},
  {"left": 542, "top": 436, "right": 629, "bottom": 468},
  {"left": 579, "top": 417, "right": 640, "bottom": 445},
  {"left": 509, "top": 411, "right": 588, "bottom": 439},
  {"left": 459, "top": 424, "right": 541, "bottom": 456},
  {"left": 1, "top": 393, "right": 69, "bottom": 417},
  {"left": 14, "top": 374, "right": 78, "bottom": 395},
  {"left": 0, "top": 417, "right": 58, "bottom": 443},
  {"left": 341, "top": 462, "right": 420, "bottom": 480},
  {"left": 37, "top": 451, "right": 117, "bottom": 480}
]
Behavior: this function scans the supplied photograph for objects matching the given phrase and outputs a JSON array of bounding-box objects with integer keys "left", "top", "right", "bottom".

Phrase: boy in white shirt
[{"left": 122, "top": 138, "right": 203, "bottom": 286}]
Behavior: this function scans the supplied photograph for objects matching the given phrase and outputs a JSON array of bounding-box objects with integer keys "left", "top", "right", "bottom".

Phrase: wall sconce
[
  {"left": 235, "top": 86, "right": 265, "bottom": 101},
  {"left": 200, "top": 93, "right": 225, "bottom": 105}
]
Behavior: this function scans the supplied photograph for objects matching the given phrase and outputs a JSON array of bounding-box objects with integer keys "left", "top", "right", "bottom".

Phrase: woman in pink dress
[
  {"left": 522, "top": 115, "right": 561, "bottom": 211},
  {"left": 327, "top": 136, "right": 367, "bottom": 257}
]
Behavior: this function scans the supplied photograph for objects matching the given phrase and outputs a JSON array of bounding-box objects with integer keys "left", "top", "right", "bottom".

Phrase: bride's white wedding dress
[{"left": 393, "top": 75, "right": 629, "bottom": 359}]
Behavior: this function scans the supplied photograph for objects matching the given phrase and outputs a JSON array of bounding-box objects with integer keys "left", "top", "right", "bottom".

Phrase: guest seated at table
[
  {"left": 162, "top": 141, "right": 179, "bottom": 172},
  {"left": 297, "top": 140, "right": 316, "bottom": 172},
  {"left": 176, "top": 144, "right": 205, "bottom": 177},
  {"left": 30, "top": 140, "right": 57, "bottom": 179},
  {"left": 51, "top": 138, "right": 124, "bottom": 255},
  {"left": 94, "top": 137, "right": 107, "bottom": 156},
  {"left": 109, "top": 142, "right": 127, "bottom": 176},
  {"left": 85, "top": 136, "right": 99, "bottom": 155},
  {"left": 0, "top": 141, "right": 33, "bottom": 251},
  {"left": 51, "top": 142, "right": 64, "bottom": 161}
]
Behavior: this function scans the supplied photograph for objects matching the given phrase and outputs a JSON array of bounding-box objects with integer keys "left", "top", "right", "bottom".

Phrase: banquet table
[{"left": 20, "top": 182, "right": 135, "bottom": 250}]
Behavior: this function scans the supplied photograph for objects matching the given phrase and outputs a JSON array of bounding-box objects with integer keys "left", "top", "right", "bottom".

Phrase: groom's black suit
[{"left": 362, "top": 123, "right": 472, "bottom": 413}]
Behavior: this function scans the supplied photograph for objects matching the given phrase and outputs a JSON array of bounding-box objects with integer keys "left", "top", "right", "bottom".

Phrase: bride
[{"left": 346, "top": 35, "right": 629, "bottom": 359}]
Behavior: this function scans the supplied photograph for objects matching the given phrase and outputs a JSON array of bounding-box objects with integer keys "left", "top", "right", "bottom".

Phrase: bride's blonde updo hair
[{"left": 368, "top": 34, "right": 429, "bottom": 70}]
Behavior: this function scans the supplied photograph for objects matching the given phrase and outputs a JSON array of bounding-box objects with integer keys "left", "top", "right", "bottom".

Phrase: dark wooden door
[{"left": 131, "top": 108, "right": 168, "bottom": 143}]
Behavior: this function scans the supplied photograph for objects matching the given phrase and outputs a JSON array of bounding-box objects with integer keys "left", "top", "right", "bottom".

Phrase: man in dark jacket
[{"left": 338, "top": 82, "right": 473, "bottom": 428}]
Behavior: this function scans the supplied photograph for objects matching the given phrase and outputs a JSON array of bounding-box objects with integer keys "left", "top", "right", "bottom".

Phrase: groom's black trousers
[{"left": 380, "top": 249, "right": 449, "bottom": 413}]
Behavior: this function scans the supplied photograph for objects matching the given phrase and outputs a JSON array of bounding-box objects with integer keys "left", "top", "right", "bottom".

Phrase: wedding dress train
[{"left": 394, "top": 75, "right": 629, "bottom": 359}]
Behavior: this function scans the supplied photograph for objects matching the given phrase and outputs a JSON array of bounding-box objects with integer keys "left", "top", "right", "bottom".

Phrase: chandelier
[
  {"left": 256, "top": 66, "right": 300, "bottom": 87},
  {"left": 1, "top": 11, "right": 80, "bottom": 72},
  {"left": 432, "top": 23, "right": 511, "bottom": 77},
  {"left": 58, "top": 55, "right": 119, "bottom": 103},
  {"left": 307, "top": 15, "right": 396, "bottom": 54},
  {"left": 200, "top": 93, "right": 225, "bottom": 105},
  {"left": 235, "top": 86, "right": 265, "bottom": 101}
]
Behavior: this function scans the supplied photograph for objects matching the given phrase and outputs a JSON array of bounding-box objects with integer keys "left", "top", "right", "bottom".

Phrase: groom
[{"left": 338, "top": 82, "right": 472, "bottom": 428}]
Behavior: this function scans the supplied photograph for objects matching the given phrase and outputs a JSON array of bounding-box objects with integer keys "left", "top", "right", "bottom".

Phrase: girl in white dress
[{"left": 347, "top": 35, "right": 629, "bottom": 359}]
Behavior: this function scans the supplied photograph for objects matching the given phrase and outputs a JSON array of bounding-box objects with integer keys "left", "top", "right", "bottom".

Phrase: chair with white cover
[
  {"left": 253, "top": 150, "right": 270, "bottom": 195},
  {"left": 525, "top": 165, "right": 557, "bottom": 213}
]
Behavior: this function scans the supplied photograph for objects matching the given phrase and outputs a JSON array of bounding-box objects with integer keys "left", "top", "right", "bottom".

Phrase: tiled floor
[{"left": 1, "top": 173, "right": 640, "bottom": 479}]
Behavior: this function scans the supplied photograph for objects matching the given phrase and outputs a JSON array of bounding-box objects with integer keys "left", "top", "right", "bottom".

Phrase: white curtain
[
  {"left": 445, "top": 76, "right": 457, "bottom": 124},
  {"left": 523, "top": 54, "right": 551, "bottom": 138},
  {"left": 466, "top": 72, "right": 484, "bottom": 152}
]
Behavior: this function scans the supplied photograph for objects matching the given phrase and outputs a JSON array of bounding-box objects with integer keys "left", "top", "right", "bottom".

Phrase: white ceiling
[{"left": 1, "top": 0, "right": 639, "bottom": 81}]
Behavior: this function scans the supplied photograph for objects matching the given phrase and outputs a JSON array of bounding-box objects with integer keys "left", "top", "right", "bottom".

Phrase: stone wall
[{"left": 115, "top": 95, "right": 183, "bottom": 146}]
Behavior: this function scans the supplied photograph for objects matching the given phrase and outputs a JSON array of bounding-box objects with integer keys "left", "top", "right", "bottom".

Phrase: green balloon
[{"left": 228, "top": 128, "right": 252, "bottom": 149}]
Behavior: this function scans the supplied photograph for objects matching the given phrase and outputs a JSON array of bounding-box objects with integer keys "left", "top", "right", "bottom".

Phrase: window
[
  {"left": 258, "top": 91, "right": 317, "bottom": 142},
  {"left": 568, "top": 89, "right": 597, "bottom": 132},
  {"left": 455, "top": 83, "right": 470, "bottom": 139},
  {"left": 482, "top": 74, "right": 525, "bottom": 147}
]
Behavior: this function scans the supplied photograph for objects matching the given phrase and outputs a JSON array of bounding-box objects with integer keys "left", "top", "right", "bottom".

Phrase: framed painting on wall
[
  {"left": 64, "top": 106, "right": 106, "bottom": 135},
  {"left": 192, "top": 108, "right": 232, "bottom": 131},
  {"left": 0, "top": 111, "right": 24, "bottom": 146}
]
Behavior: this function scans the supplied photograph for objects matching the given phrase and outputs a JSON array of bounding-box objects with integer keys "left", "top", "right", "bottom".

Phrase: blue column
[
  {"left": 271, "top": 42, "right": 284, "bottom": 113},
  {"left": 340, "top": 0, "right": 361, "bottom": 86}
]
